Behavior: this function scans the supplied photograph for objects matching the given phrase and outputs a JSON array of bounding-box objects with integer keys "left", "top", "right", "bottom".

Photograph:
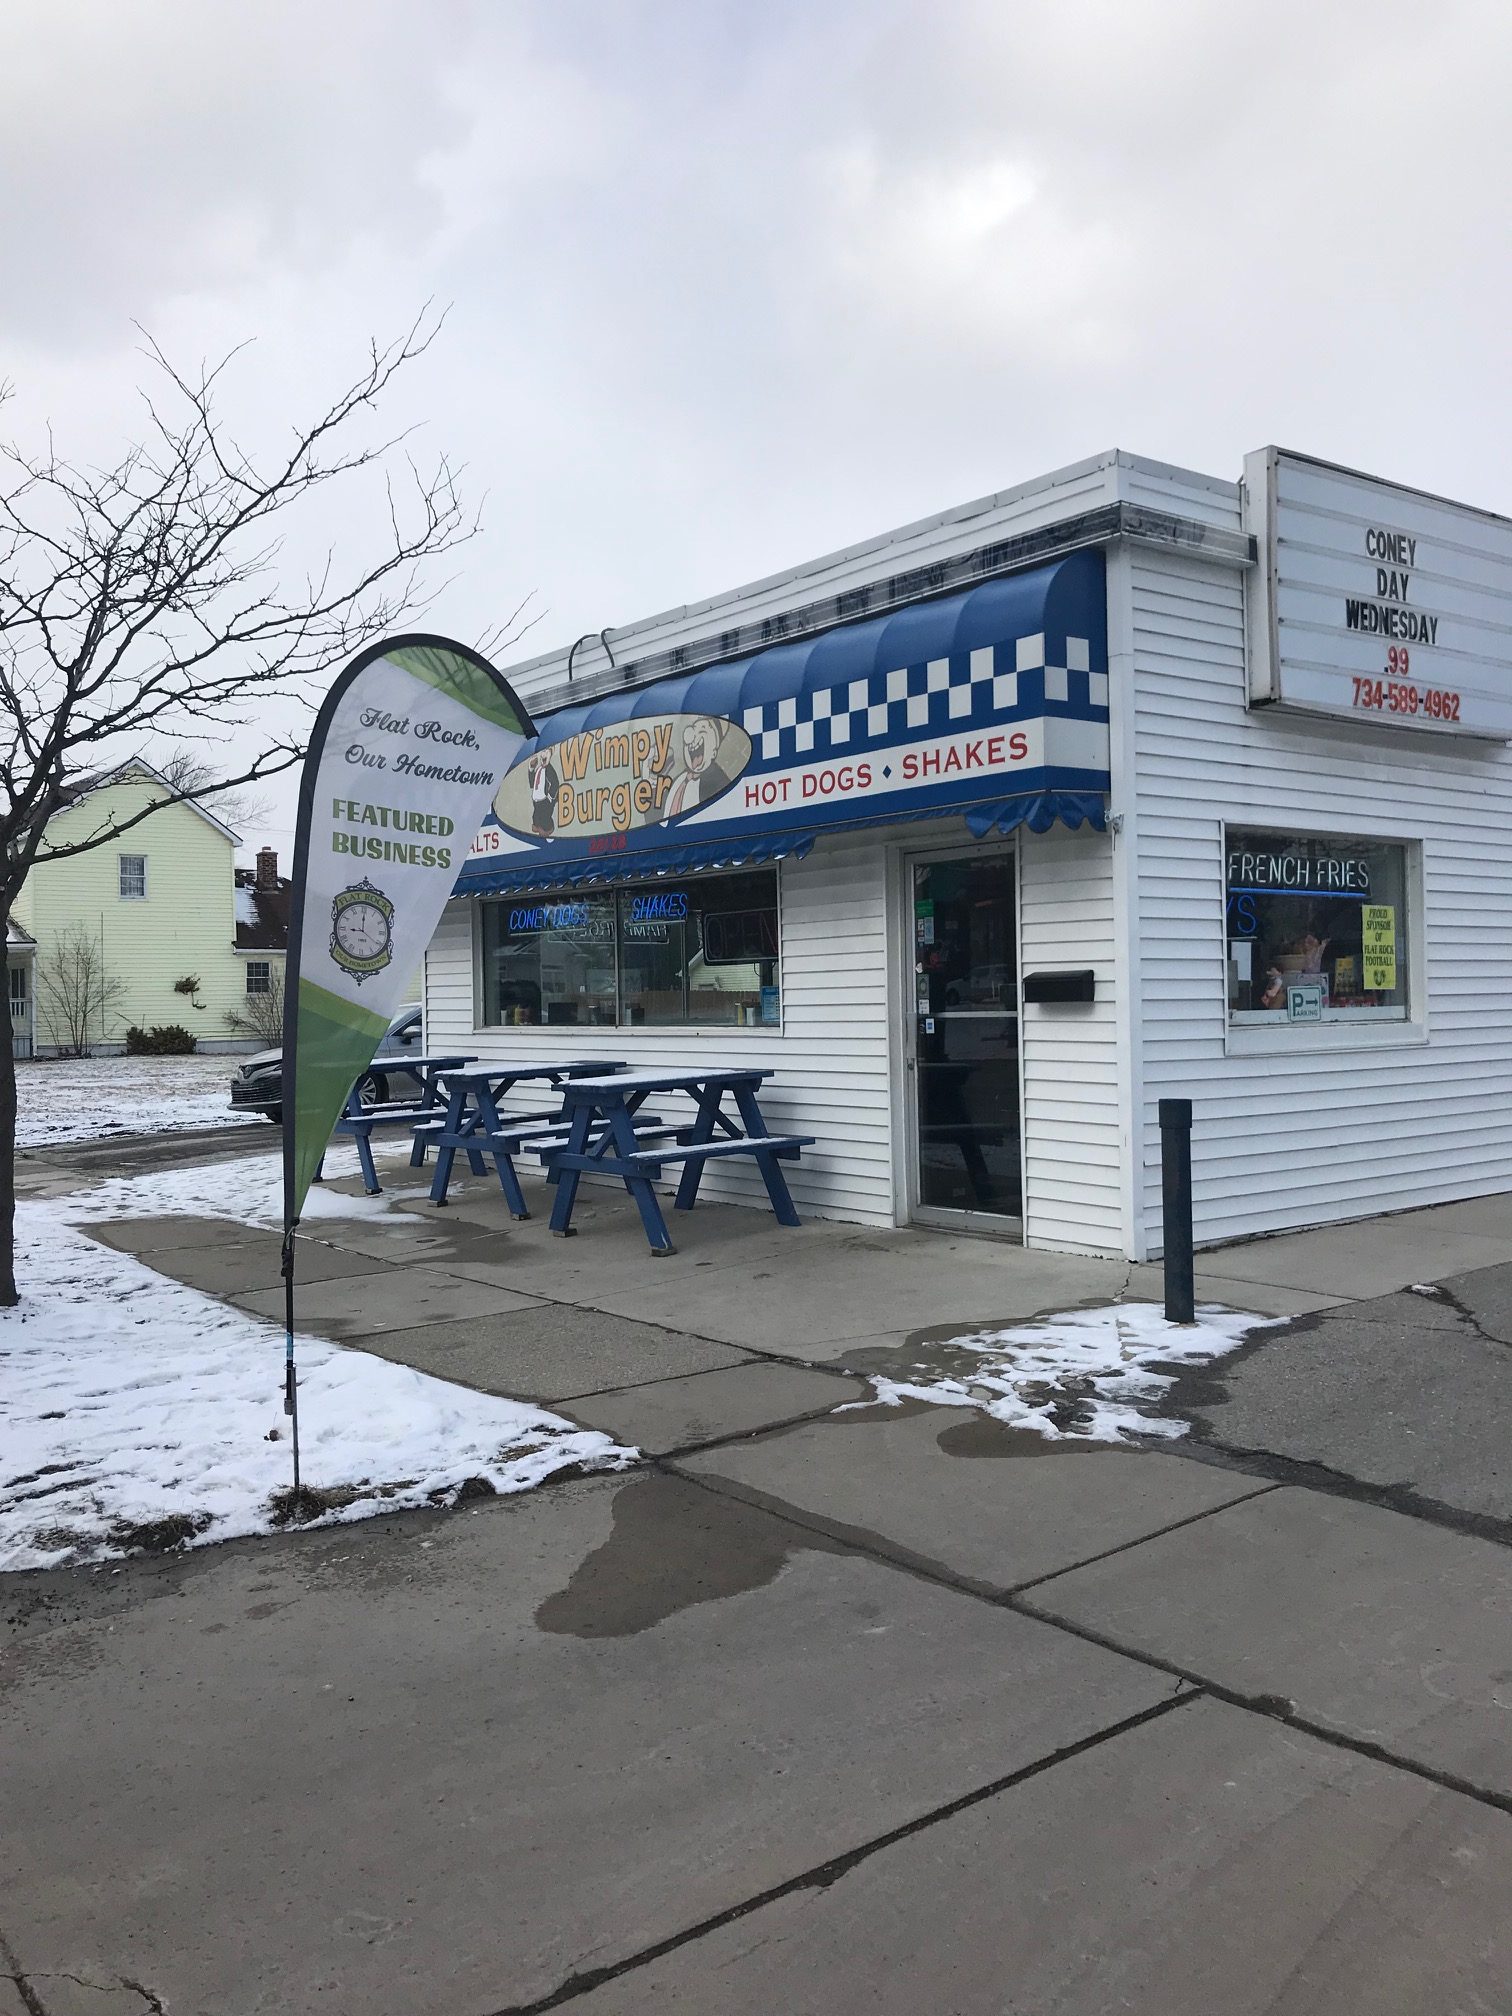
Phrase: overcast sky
[{"left": 5, "top": 0, "right": 1509, "bottom": 856}]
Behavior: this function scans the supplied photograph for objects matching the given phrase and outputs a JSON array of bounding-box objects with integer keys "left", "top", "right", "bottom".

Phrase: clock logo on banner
[{"left": 329, "top": 878, "right": 395, "bottom": 983}]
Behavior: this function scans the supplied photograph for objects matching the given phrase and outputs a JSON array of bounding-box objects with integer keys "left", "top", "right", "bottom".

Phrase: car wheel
[
  {"left": 264, "top": 1106, "right": 283, "bottom": 1126},
  {"left": 359, "top": 1074, "right": 388, "bottom": 1108}
]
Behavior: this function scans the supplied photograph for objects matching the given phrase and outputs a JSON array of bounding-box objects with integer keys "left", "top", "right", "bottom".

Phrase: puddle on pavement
[
  {"left": 535, "top": 1473, "right": 841, "bottom": 1638},
  {"left": 933, "top": 1415, "right": 1106, "bottom": 1459}
]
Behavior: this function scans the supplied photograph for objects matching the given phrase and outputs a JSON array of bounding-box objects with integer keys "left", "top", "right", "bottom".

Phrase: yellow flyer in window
[{"left": 1361, "top": 905, "right": 1396, "bottom": 991}]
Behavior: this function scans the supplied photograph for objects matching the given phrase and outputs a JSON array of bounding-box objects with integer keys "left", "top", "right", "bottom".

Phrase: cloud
[{"left": 3, "top": 0, "right": 1510, "bottom": 852}]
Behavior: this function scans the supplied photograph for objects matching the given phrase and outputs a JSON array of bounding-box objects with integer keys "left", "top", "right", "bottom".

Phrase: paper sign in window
[{"left": 1361, "top": 905, "right": 1396, "bottom": 992}]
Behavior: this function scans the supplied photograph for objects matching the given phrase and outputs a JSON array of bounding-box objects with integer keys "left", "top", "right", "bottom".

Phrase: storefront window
[
  {"left": 480, "top": 869, "right": 779, "bottom": 1028},
  {"left": 1225, "top": 828, "right": 1410, "bottom": 1024}
]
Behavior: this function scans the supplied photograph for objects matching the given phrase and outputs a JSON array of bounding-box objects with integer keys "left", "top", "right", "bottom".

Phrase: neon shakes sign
[{"left": 494, "top": 712, "right": 753, "bottom": 842}]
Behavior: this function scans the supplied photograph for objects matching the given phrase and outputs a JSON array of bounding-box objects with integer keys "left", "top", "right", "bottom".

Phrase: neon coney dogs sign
[{"left": 494, "top": 713, "right": 753, "bottom": 842}]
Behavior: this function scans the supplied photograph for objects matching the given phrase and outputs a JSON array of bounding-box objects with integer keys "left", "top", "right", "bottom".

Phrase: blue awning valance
[
  {"left": 966, "top": 791, "right": 1107, "bottom": 838},
  {"left": 462, "top": 830, "right": 816, "bottom": 898},
  {"left": 457, "top": 547, "right": 1109, "bottom": 892}
]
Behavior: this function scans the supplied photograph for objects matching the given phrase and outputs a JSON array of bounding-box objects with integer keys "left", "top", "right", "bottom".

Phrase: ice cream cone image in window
[{"left": 663, "top": 715, "right": 735, "bottom": 820}]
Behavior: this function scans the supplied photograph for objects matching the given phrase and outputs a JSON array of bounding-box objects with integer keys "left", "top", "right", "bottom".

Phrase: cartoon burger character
[
  {"left": 527, "top": 749, "right": 560, "bottom": 837},
  {"left": 663, "top": 716, "right": 733, "bottom": 819}
]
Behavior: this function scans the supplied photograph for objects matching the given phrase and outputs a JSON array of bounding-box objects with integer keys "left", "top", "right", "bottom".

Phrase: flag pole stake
[{"left": 280, "top": 1223, "right": 301, "bottom": 1496}]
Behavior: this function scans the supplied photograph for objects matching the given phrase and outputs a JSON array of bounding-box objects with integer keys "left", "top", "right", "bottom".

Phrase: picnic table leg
[
  {"left": 548, "top": 1102, "right": 594, "bottom": 1237},
  {"left": 672, "top": 1088, "right": 723, "bottom": 1213},
  {"left": 428, "top": 1084, "right": 468, "bottom": 1207},
  {"left": 478, "top": 1086, "right": 530, "bottom": 1221},
  {"left": 733, "top": 1084, "right": 801, "bottom": 1227},
  {"left": 612, "top": 1103, "right": 676, "bottom": 1255},
  {"left": 354, "top": 1122, "right": 382, "bottom": 1196}
]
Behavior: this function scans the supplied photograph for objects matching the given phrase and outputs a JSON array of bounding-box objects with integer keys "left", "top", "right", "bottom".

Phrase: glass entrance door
[{"left": 907, "top": 852, "right": 1021, "bottom": 1223}]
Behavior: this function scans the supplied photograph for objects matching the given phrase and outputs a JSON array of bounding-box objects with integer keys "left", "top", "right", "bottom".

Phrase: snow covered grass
[
  {"left": 15, "top": 1051, "right": 256, "bottom": 1148},
  {"left": 0, "top": 1156, "right": 635, "bottom": 1572},
  {"left": 856, "top": 1301, "right": 1284, "bottom": 1443}
]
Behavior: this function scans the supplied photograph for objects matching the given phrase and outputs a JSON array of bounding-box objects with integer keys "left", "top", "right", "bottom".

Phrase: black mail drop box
[{"left": 1023, "top": 968, "right": 1096, "bottom": 1004}]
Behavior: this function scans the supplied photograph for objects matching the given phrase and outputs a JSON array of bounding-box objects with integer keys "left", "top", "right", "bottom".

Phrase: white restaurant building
[{"left": 423, "top": 447, "right": 1512, "bottom": 1260}]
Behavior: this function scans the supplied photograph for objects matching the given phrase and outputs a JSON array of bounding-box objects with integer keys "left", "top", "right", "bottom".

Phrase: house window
[
  {"left": 1225, "top": 827, "right": 1411, "bottom": 1024},
  {"left": 245, "top": 961, "right": 272, "bottom": 996},
  {"left": 480, "top": 868, "right": 781, "bottom": 1029},
  {"left": 119, "top": 854, "right": 147, "bottom": 900},
  {"left": 8, "top": 965, "right": 26, "bottom": 1020}
]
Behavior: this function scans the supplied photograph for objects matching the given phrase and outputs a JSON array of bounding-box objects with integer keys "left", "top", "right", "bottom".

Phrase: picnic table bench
[
  {"left": 318, "top": 1053, "right": 476, "bottom": 1194},
  {"left": 419, "top": 1060, "right": 652, "bottom": 1216},
  {"left": 541, "top": 1067, "right": 814, "bottom": 1255}
]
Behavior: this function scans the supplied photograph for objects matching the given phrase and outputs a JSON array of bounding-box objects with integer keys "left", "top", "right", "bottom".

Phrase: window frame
[
  {"left": 245, "top": 959, "right": 273, "bottom": 997},
  {"left": 118, "top": 852, "right": 148, "bottom": 901},
  {"left": 1221, "top": 820, "right": 1427, "bottom": 1056},
  {"left": 474, "top": 866, "right": 784, "bottom": 1034}
]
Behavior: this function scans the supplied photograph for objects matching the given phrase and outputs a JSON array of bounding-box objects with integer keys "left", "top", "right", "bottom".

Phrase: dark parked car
[{"left": 229, "top": 1004, "right": 425, "bottom": 1125}]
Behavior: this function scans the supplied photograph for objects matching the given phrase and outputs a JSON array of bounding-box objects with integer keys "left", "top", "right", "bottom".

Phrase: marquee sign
[
  {"left": 460, "top": 549, "right": 1111, "bottom": 890},
  {"left": 1244, "top": 447, "right": 1512, "bottom": 740}
]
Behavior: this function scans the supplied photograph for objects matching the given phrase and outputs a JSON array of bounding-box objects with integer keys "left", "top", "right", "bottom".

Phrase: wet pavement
[{"left": 6, "top": 1142, "right": 1512, "bottom": 2012}]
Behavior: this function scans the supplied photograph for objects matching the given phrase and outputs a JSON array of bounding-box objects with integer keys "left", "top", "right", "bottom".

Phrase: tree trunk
[{"left": 0, "top": 990, "right": 16, "bottom": 1306}]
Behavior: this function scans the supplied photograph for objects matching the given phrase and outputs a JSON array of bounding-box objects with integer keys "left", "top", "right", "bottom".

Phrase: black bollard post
[{"left": 1159, "top": 1098, "right": 1195, "bottom": 1325}]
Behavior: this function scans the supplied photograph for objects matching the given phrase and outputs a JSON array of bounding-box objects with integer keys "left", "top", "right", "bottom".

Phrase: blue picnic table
[
  {"left": 542, "top": 1067, "right": 814, "bottom": 1256},
  {"left": 419, "top": 1059, "right": 628, "bottom": 1216},
  {"left": 318, "top": 1053, "right": 476, "bottom": 1194}
]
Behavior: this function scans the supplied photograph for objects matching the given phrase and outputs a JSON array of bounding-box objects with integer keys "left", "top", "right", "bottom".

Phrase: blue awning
[
  {"left": 463, "top": 830, "right": 816, "bottom": 898},
  {"left": 966, "top": 791, "right": 1106, "bottom": 838},
  {"left": 458, "top": 547, "right": 1109, "bottom": 894}
]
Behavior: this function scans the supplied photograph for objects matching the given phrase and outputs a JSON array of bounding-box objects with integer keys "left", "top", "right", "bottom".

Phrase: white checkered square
[
  {"left": 866, "top": 702, "right": 890, "bottom": 735},
  {"left": 776, "top": 695, "right": 797, "bottom": 729},
  {"left": 1044, "top": 665, "right": 1069, "bottom": 702},
  {"left": 1016, "top": 633, "right": 1045, "bottom": 672},
  {"left": 885, "top": 667, "right": 908, "bottom": 702},
  {"left": 848, "top": 680, "right": 869, "bottom": 710},
  {"left": 969, "top": 646, "right": 995, "bottom": 683},
  {"left": 811, "top": 688, "right": 832, "bottom": 719},
  {"left": 760, "top": 728, "right": 782, "bottom": 759},
  {"left": 1066, "top": 635, "right": 1090, "bottom": 673},
  {"left": 830, "top": 713, "right": 851, "bottom": 744},
  {"left": 927, "top": 658, "right": 951, "bottom": 692},
  {"left": 795, "top": 721, "right": 814, "bottom": 753},
  {"left": 1089, "top": 670, "right": 1109, "bottom": 708},
  {"left": 743, "top": 705, "right": 764, "bottom": 733},
  {"left": 992, "top": 673, "right": 1018, "bottom": 710},
  {"left": 948, "top": 684, "right": 973, "bottom": 719},
  {"left": 906, "top": 694, "right": 929, "bottom": 727}
]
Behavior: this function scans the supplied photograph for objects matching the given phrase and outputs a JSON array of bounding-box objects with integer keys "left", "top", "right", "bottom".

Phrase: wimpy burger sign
[{"left": 493, "top": 712, "right": 753, "bottom": 841}]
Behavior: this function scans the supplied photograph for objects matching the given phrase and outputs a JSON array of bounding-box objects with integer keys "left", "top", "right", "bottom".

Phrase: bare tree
[
  {"left": 33, "top": 926, "right": 127, "bottom": 1058},
  {"left": 224, "top": 965, "right": 285, "bottom": 1047},
  {"left": 0, "top": 311, "right": 541, "bottom": 1304},
  {"left": 154, "top": 747, "right": 272, "bottom": 839}
]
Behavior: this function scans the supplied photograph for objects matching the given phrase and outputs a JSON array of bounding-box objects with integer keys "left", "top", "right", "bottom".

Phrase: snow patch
[
  {"left": 851, "top": 1302, "right": 1285, "bottom": 1443},
  {"left": 0, "top": 1163, "right": 634, "bottom": 1571},
  {"left": 16, "top": 1053, "right": 252, "bottom": 1148}
]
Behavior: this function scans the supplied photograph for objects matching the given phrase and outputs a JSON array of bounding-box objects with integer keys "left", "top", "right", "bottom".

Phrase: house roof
[
  {"left": 233, "top": 868, "right": 291, "bottom": 953},
  {"left": 56, "top": 759, "right": 244, "bottom": 847},
  {"left": 7, "top": 917, "right": 35, "bottom": 949}
]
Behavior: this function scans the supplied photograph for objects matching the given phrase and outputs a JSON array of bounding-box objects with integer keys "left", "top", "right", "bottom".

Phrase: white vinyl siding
[
  {"left": 1017, "top": 825, "right": 1121, "bottom": 1252},
  {"left": 426, "top": 829, "right": 899, "bottom": 1226},
  {"left": 1128, "top": 514, "right": 1512, "bottom": 1251}
]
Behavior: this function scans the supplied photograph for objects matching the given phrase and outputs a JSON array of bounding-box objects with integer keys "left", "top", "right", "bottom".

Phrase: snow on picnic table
[
  {"left": 15, "top": 1051, "right": 257, "bottom": 1148},
  {"left": 0, "top": 1151, "right": 634, "bottom": 1571}
]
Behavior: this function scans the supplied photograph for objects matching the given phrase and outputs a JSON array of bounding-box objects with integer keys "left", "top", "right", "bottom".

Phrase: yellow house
[{"left": 12, "top": 761, "right": 287, "bottom": 1054}]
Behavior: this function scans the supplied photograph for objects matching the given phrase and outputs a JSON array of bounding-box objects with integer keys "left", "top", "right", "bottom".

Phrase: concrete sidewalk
[{"left": 6, "top": 1147, "right": 1512, "bottom": 2013}]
